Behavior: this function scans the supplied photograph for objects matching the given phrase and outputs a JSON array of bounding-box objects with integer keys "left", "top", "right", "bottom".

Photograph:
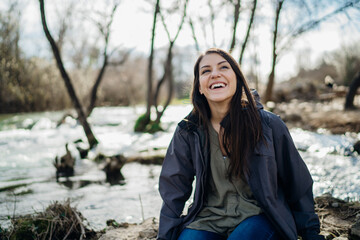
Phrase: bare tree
[
  {"left": 188, "top": 17, "right": 200, "bottom": 52},
  {"left": 86, "top": 2, "right": 128, "bottom": 117},
  {"left": 153, "top": 0, "right": 189, "bottom": 126},
  {"left": 207, "top": 0, "right": 217, "bottom": 47},
  {"left": 54, "top": 1, "right": 75, "bottom": 53},
  {"left": 39, "top": 0, "right": 98, "bottom": 148},
  {"left": 228, "top": 0, "right": 241, "bottom": 53},
  {"left": 239, "top": 0, "right": 257, "bottom": 65},
  {"left": 345, "top": 71, "right": 360, "bottom": 109},
  {"left": 263, "top": 0, "right": 360, "bottom": 102},
  {"left": 134, "top": 0, "right": 160, "bottom": 132},
  {"left": 135, "top": 0, "right": 189, "bottom": 132},
  {"left": 263, "top": 0, "right": 284, "bottom": 103}
]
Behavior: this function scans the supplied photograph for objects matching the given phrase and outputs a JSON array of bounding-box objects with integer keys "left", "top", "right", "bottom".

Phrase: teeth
[{"left": 211, "top": 83, "right": 225, "bottom": 89}]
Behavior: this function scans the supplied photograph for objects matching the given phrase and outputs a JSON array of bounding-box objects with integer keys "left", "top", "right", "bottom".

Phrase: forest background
[{"left": 1, "top": 0, "right": 360, "bottom": 119}]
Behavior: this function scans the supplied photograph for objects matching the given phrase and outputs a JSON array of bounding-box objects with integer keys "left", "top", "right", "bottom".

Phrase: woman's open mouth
[{"left": 210, "top": 82, "right": 226, "bottom": 89}]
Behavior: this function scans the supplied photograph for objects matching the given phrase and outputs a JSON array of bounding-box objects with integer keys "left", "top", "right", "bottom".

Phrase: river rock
[
  {"left": 98, "top": 217, "right": 158, "bottom": 240},
  {"left": 102, "top": 154, "right": 127, "bottom": 185},
  {"left": 54, "top": 143, "right": 75, "bottom": 179},
  {"left": 350, "top": 219, "right": 360, "bottom": 240},
  {"left": 354, "top": 141, "right": 360, "bottom": 154}
]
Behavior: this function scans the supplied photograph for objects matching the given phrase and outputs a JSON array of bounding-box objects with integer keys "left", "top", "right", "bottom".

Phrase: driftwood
[{"left": 54, "top": 143, "right": 75, "bottom": 179}]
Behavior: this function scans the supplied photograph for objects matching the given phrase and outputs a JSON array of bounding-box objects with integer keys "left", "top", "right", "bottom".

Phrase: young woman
[{"left": 157, "top": 48, "right": 324, "bottom": 240}]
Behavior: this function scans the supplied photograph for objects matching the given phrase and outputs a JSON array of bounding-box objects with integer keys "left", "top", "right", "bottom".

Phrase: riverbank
[
  {"left": 97, "top": 195, "right": 360, "bottom": 240},
  {"left": 271, "top": 96, "right": 360, "bottom": 135},
  {"left": 1, "top": 194, "right": 359, "bottom": 240},
  {"left": 1, "top": 98, "right": 359, "bottom": 239}
]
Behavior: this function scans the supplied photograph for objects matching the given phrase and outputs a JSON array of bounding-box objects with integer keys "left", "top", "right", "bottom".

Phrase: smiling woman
[
  {"left": 157, "top": 48, "right": 324, "bottom": 240},
  {"left": 198, "top": 54, "right": 237, "bottom": 115}
]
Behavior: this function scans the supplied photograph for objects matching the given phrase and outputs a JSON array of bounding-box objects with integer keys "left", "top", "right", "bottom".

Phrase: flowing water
[{"left": 0, "top": 104, "right": 359, "bottom": 230}]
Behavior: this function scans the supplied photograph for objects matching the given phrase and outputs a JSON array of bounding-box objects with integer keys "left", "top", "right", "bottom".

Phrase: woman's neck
[{"left": 209, "top": 103, "right": 228, "bottom": 133}]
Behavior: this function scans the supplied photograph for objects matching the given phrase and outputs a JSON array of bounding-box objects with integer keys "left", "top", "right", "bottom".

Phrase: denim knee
[
  {"left": 227, "top": 214, "right": 279, "bottom": 240},
  {"left": 178, "top": 228, "right": 226, "bottom": 240}
]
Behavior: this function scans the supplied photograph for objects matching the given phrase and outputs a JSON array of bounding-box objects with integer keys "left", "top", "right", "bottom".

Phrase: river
[{"left": 0, "top": 104, "right": 359, "bottom": 230}]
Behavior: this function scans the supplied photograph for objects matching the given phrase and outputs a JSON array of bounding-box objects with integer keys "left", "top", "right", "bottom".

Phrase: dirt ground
[
  {"left": 97, "top": 194, "right": 360, "bottom": 240},
  {"left": 271, "top": 96, "right": 360, "bottom": 135},
  {"left": 315, "top": 194, "right": 360, "bottom": 239}
]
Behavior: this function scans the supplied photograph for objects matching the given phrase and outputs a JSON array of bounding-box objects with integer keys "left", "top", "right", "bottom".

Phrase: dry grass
[
  {"left": 315, "top": 194, "right": 360, "bottom": 239},
  {"left": 0, "top": 200, "right": 98, "bottom": 240}
]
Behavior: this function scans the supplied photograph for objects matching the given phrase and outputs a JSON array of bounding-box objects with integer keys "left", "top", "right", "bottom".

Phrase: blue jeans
[{"left": 177, "top": 214, "right": 279, "bottom": 240}]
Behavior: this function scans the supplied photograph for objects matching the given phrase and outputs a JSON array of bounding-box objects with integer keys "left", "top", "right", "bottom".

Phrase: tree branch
[{"left": 239, "top": 0, "right": 257, "bottom": 64}]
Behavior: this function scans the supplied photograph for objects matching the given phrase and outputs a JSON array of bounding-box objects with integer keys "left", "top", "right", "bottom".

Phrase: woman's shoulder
[
  {"left": 259, "top": 109, "right": 288, "bottom": 132},
  {"left": 177, "top": 110, "right": 200, "bottom": 132},
  {"left": 259, "top": 109, "right": 281, "bottom": 123}
]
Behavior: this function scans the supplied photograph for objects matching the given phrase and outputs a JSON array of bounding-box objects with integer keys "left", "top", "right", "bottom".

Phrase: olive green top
[{"left": 187, "top": 124, "right": 262, "bottom": 237}]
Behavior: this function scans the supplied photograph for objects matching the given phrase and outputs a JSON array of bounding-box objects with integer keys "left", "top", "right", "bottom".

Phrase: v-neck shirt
[{"left": 186, "top": 124, "right": 262, "bottom": 236}]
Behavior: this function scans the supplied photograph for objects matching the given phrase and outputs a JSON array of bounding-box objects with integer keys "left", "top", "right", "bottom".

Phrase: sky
[{"left": 7, "top": 0, "right": 360, "bottom": 83}]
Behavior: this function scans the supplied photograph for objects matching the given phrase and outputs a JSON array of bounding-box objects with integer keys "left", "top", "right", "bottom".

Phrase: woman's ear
[{"left": 199, "top": 87, "right": 203, "bottom": 95}]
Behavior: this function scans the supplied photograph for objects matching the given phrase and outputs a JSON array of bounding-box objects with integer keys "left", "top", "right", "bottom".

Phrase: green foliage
[
  {"left": 134, "top": 113, "right": 164, "bottom": 133},
  {"left": 134, "top": 113, "right": 151, "bottom": 132},
  {"left": 146, "top": 121, "right": 163, "bottom": 133}
]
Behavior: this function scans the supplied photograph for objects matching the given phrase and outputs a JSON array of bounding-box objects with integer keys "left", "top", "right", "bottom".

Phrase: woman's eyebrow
[
  {"left": 200, "top": 60, "right": 228, "bottom": 69},
  {"left": 200, "top": 65, "right": 210, "bottom": 69}
]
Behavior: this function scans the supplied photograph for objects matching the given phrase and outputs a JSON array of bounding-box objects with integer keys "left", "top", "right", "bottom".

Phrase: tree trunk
[
  {"left": 39, "top": 0, "right": 98, "bottom": 148},
  {"left": 239, "top": 0, "right": 257, "bottom": 65},
  {"left": 229, "top": 0, "right": 241, "bottom": 54},
  {"left": 87, "top": 54, "right": 108, "bottom": 117},
  {"left": 207, "top": 0, "right": 216, "bottom": 47},
  {"left": 263, "top": 0, "right": 283, "bottom": 103},
  {"left": 154, "top": 42, "right": 174, "bottom": 124},
  {"left": 87, "top": 3, "right": 119, "bottom": 117},
  {"left": 147, "top": 0, "right": 160, "bottom": 118},
  {"left": 189, "top": 18, "right": 200, "bottom": 52},
  {"left": 345, "top": 71, "right": 360, "bottom": 110}
]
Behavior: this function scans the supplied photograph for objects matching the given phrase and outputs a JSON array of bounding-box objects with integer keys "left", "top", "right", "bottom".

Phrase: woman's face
[{"left": 198, "top": 53, "right": 237, "bottom": 107}]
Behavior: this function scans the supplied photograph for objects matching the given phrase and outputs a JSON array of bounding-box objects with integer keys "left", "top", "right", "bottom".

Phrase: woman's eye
[
  {"left": 221, "top": 65, "right": 229, "bottom": 69},
  {"left": 201, "top": 69, "right": 210, "bottom": 74}
]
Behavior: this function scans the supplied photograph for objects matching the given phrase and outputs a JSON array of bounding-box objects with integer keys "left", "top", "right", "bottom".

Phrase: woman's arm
[
  {"left": 158, "top": 127, "right": 195, "bottom": 240},
  {"left": 269, "top": 114, "right": 324, "bottom": 240}
]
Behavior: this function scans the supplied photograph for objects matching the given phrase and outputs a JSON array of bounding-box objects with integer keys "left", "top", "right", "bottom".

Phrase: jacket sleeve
[
  {"left": 269, "top": 115, "right": 324, "bottom": 240},
  {"left": 158, "top": 127, "right": 195, "bottom": 240}
]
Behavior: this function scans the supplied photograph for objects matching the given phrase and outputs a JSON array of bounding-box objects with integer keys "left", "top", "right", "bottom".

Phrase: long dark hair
[{"left": 191, "top": 48, "right": 263, "bottom": 181}]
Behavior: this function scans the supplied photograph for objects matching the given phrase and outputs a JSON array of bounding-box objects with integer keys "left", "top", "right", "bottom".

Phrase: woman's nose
[{"left": 211, "top": 70, "right": 220, "bottom": 78}]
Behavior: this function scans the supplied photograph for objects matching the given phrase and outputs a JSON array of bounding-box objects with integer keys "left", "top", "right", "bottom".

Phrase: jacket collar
[{"left": 178, "top": 110, "right": 200, "bottom": 132}]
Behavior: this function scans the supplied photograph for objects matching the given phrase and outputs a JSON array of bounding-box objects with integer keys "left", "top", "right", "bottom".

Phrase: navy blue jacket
[{"left": 158, "top": 99, "right": 323, "bottom": 240}]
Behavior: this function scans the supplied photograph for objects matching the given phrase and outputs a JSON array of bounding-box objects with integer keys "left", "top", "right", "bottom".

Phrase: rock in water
[
  {"left": 353, "top": 141, "right": 360, "bottom": 154},
  {"left": 54, "top": 143, "right": 75, "bottom": 179},
  {"left": 103, "top": 154, "right": 127, "bottom": 185}
]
